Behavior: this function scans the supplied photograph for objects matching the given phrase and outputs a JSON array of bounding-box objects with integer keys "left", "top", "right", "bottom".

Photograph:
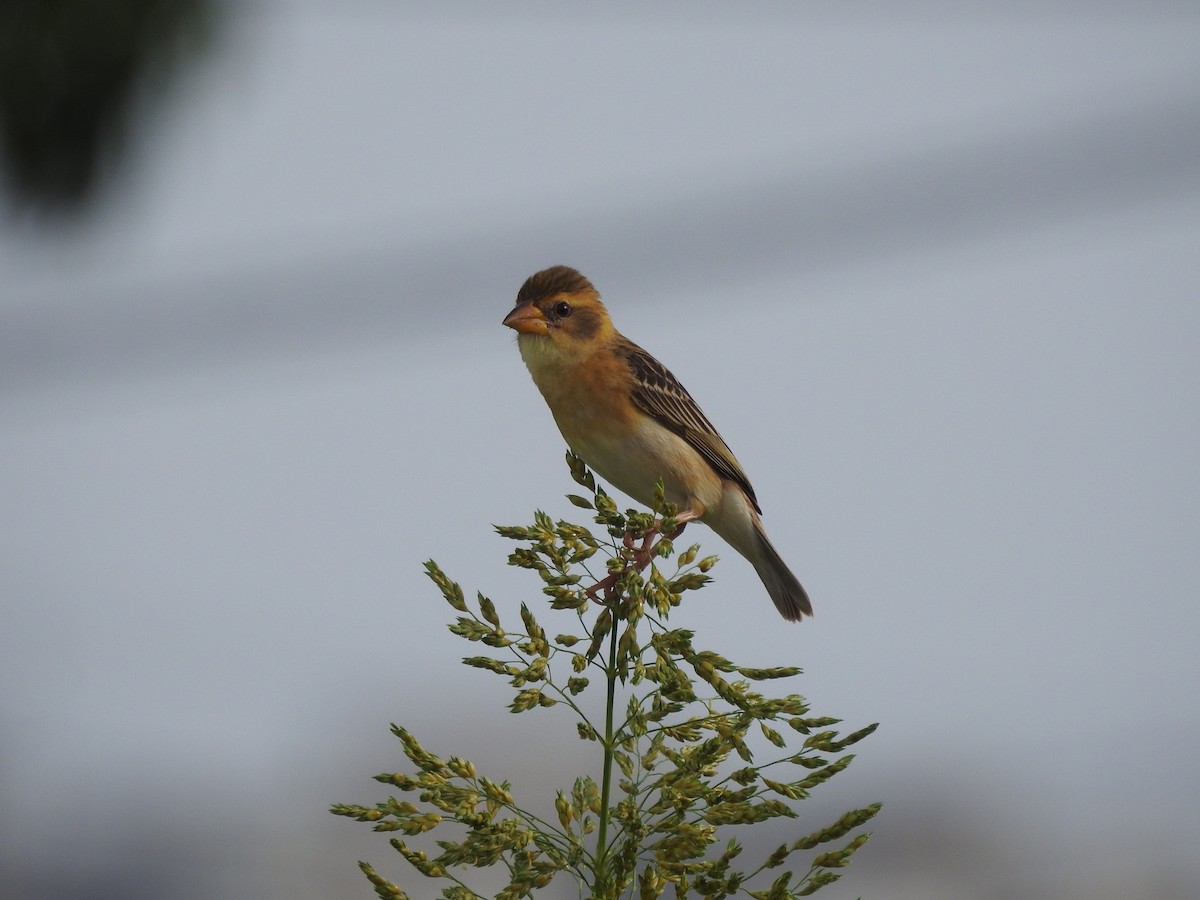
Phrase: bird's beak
[{"left": 503, "top": 302, "right": 550, "bottom": 336}]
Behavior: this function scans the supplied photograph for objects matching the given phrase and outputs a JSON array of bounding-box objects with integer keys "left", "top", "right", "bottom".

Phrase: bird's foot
[
  {"left": 585, "top": 571, "right": 620, "bottom": 599},
  {"left": 659, "top": 504, "right": 700, "bottom": 543},
  {"left": 663, "top": 520, "right": 688, "bottom": 542},
  {"left": 584, "top": 506, "right": 701, "bottom": 600}
]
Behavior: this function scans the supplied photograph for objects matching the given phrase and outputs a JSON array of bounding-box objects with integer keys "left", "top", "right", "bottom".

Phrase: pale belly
[
  {"left": 517, "top": 334, "right": 727, "bottom": 521},
  {"left": 558, "top": 414, "right": 725, "bottom": 518},
  {"left": 563, "top": 419, "right": 764, "bottom": 567}
]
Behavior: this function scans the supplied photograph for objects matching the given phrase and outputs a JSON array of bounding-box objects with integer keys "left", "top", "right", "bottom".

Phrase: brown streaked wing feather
[{"left": 619, "top": 338, "right": 762, "bottom": 513}]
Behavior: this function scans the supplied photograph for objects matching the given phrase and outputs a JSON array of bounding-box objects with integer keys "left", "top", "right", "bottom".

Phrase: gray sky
[{"left": 2, "top": 6, "right": 1198, "bottom": 899}]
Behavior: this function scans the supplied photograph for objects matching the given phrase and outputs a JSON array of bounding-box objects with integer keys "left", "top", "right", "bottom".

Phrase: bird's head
[{"left": 503, "top": 266, "right": 614, "bottom": 363}]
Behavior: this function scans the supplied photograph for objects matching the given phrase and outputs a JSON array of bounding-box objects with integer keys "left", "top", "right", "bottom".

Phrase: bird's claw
[
  {"left": 585, "top": 517, "right": 691, "bottom": 600},
  {"left": 585, "top": 572, "right": 619, "bottom": 598}
]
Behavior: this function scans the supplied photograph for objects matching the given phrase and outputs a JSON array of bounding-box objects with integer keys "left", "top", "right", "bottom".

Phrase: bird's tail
[{"left": 752, "top": 526, "right": 813, "bottom": 622}]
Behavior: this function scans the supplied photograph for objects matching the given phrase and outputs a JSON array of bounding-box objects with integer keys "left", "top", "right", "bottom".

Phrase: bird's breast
[{"left": 518, "top": 335, "right": 724, "bottom": 513}]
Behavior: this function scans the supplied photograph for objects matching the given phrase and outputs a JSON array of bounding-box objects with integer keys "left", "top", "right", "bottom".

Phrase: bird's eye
[{"left": 553, "top": 300, "right": 572, "bottom": 318}]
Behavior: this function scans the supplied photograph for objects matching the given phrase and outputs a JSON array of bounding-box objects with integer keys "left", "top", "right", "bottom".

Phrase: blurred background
[{"left": 2, "top": 2, "right": 1198, "bottom": 898}]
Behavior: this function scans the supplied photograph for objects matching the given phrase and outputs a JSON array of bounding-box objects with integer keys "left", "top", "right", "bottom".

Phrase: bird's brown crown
[{"left": 517, "top": 266, "right": 597, "bottom": 305}]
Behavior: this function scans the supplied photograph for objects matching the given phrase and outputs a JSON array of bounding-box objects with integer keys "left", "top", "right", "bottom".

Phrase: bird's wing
[{"left": 620, "top": 338, "right": 762, "bottom": 513}]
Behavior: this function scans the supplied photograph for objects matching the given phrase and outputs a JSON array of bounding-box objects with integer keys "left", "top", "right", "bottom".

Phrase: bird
[{"left": 502, "top": 265, "right": 812, "bottom": 621}]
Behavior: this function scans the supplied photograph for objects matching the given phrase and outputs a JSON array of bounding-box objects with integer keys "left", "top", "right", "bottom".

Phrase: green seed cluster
[{"left": 331, "top": 452, "right": 880, "bottom": 899}]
